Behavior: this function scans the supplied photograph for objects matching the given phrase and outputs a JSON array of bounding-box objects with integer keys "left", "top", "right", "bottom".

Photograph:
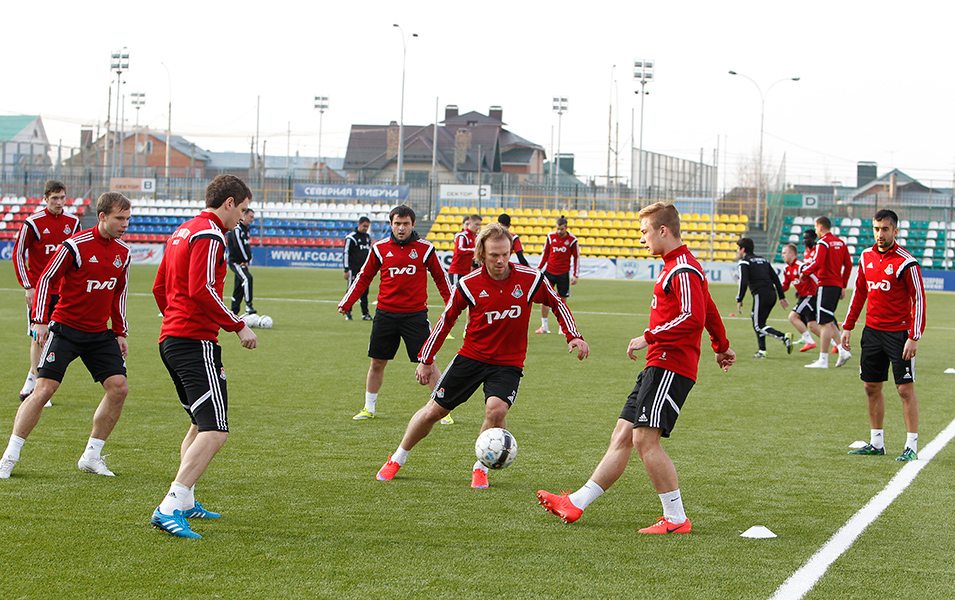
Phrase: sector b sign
[{"left": 110, "top": 178, "right": 157, "bottom": 193}]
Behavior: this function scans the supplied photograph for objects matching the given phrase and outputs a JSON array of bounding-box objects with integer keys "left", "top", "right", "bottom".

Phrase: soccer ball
[
  {"left": 474, "top": 427, "right": 518, "bottom": 469},
  {"left": 241, "top": 313, "right": 261, "bottom": 328},
  {"left": 258, "top": 315, "right": 273, "bottom": 329}
]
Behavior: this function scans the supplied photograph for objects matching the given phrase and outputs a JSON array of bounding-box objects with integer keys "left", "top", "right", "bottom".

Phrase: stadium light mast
[
  {"left": 109, "top": 47, "right": 129, "bottom": 178},
  {"left": 728, "top": 70, "right": 800, "bottom": 228},
  {"left": 393, "top": 24, "right": 418, "bottom": 186},
  {"left": 552, "top": 96, "right": 568, "bottom": 205},
  {"left": 634, "top": 59, "right": 654, "bottom": 200},
  {"left": 130, "top": 92, "right": 145, "bottom": 172},
  {"left": 314, "top": 95, "right": 329, "bottom": 183},
  {"left": 161, "top": 62, "right": 172, "bottom": 191}
]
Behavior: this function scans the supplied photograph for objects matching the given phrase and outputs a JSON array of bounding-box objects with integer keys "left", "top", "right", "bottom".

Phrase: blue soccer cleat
[
  {"left": 182, "top": 501, "right": 221, "bottom": 519},
  {"left": 151, "top": 508, "right": 201, "bottom": 538}
]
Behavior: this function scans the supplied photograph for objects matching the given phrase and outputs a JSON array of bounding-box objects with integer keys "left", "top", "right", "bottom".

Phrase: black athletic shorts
[
  {"left": 431, "top": 354, "right": 524, "bottom": 411},
  {"left": 368, "top": 308, "right": 431, "bottom": 362},
  {"left": 859, "top": 326, "right": 915, "bottom": 385},
  {"left": 36, "top": 321, "right": 127, "bottom": 384},
  {"left": 792, "top": 294, "right": 817, "bottom": 325},
  {"left": 28, "top": 293, "right": 59, "bottom": 336},
  {"left": 159, "top": 337, "right": 229, "bottom": 433},
  {"left": 816, "top": 285, "right": 842, "bottom": 325},
  {"left": 544, "top": 271, "right": 570, "bottom": 298},
  {"left": 621, "top": 366, "right": 695, "bottom": 438}
]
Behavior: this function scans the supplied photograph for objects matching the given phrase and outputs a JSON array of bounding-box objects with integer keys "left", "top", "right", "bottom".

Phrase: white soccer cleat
[
  {"left": 0, "top": 455, "right": 17, "bottom": 479},
  {"left": 77, "top": 455, "right": 115, "bottom": 476},
  {"left": 804, "top": 358, "right": 829, "bottom": 369},
  {"left": 835, "top": 350, "right": 852, "bottom": 368}
]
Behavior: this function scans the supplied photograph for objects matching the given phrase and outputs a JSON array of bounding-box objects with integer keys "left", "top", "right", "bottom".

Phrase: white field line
[{"left": 769, "top": 416, "right": 955, "bottom": 600}]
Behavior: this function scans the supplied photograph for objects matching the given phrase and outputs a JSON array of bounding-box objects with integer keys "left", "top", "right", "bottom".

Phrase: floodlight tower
[
  {"left": 393, "top": 24, "right": 418, "bottom": 186},
  {"left": 314, "top": 95, "right": 329, "bottom": 183},
  {"left": 634, "top": 59, "right": 654, "bottom": 199},
  {"left": 552, "top": 96, "right": 568, "bottom": 202},
  {"left": 728, "top": 70, "right": 800, "bottom": 227},
  {"left": 110, "top": 48, "right": 129, "bottom": 178},
  {"left": 130, "top": 92, "right": 145, "bottom": 172}
]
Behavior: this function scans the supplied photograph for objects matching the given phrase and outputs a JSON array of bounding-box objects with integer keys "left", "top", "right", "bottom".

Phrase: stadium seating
[
  {"left": 123, "top": 199, "right": 393, "bottom": 246},
  {"left": 427, "top": 206, "right": 747, "bottom": 261},
  {"left": 0, "top": 196, "right": 90, "bottom": 241},
  {"left": 777, "top": 214, "right": 953, "bottom": 268}
]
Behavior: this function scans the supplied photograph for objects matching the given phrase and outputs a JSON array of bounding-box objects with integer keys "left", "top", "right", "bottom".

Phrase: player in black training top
[
  {"left": 227, "top": 207, "right": 255, "bottom": 315},
  {"left": 735, "top": 237, "right": 791, "bottom": 358},
  {"left": 343, "top": 217, "right": 373, "bottom": 321}
]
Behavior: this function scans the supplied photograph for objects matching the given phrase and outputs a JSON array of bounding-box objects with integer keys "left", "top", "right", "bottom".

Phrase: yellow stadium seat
[
  {"left": 729, "top": 214, "right": 740, "bottom": 223},
  {"left": 739, "top": 214, "right": 749, "bottom": 223}
]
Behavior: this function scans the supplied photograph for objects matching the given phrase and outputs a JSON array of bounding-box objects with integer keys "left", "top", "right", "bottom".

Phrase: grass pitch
[{"left": 0, "top": 261, "right": 954, "bottom": 599}]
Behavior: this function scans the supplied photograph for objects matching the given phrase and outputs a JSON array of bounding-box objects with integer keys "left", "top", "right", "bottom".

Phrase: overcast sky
[{"left": 5, "top": 0, "right": 953, "bottom": 192}]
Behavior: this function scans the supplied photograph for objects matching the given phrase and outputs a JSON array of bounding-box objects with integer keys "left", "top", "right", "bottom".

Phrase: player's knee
[{"left": 104, "top": 376, "right": 129, "bottom": 399}]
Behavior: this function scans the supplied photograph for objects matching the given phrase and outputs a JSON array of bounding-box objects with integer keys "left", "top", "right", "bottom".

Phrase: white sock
[
  {"left": 870, "top": 429, "right": 885, "bottom": 450},
  {"left": 364, "top": 392, "right": 378, "bottom": 413},
  {"left": 4, "top": 435, "right": 26, "bottom": 461},
  {"left": 472, "top": 460, "right": 489, "bottom": 473},
  {"left": 159, "top": 481, "right": 191, "bottom": 514},
  {"left": 818, "top": 351, "right": 828, "bottom": 363},
  {"left": 568, "top": 479, "right": 604, "bottom": 511},
  {"left": 830, "top": 339, "right": 839, "bottom": 348},
  {"left": 801, "top": 332, "right": 813, "bottom": 344},
  {"left": 906, "top": 432, "right": 918, "bottom": 453},
  {"left": 185, "top": 484, "right": 197, "bottom": 510},
  {"left": 660, "top": 489, "right": 687, "bottom": 524},
  {"left": 392, "top": 446, "right": 409, "bottom": 466},
  {"left": 20, "top": 372, "right": 36, "bottom": 395},
  {"left": 83, "top": 437, "right": 106, "bottom": 459},
  {"left": 541, "top": 317, "right": 549, "bottom": 330}
]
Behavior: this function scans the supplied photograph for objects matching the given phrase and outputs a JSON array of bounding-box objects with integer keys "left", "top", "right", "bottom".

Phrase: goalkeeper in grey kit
[{"left": 735, "top": 237, "right": 791, "bottom": 357}]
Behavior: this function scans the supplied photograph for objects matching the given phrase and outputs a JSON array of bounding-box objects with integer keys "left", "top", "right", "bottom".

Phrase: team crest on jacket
[
  {"left": 64, "top": 225, "right": 72, "bottom": 234},
  {"left": 885, "top": 264, "right": 894, "bottom": 276},
  {"left": 409, "top": 249, "right": 418, "bottom": 260},
  {"left": 220, "top": 367, "right": 227, "bottom": 380},
  {"left": 511, "top": 284, "right": 523, "bottom": 298},
  {"left": 113, "top": 255, "right": 123, "bottom": 269}
]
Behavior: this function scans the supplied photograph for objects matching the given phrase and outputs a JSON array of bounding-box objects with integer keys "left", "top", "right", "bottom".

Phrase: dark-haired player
[
  {"left": 448, "top": 214, "right": 481, "bottom": 285},
  {"left": 339, "top": 205, "right": 452, "bottom": 420},
  {"left": 537, "top": 202, "right": 734, "bottom": 533},
  {"left": 497, "top": 213, "right": 529, "bottom": 266},
  {"left": 1, "top": 192, "right": 131, "bottom": 479},
  {"left": 536, "top": 215, "right": 578, "bottom": 334},
  {"left": 342, "top": 216, "right": 373, "bottom": 321},
  {"left": 841, "top": 209, "right": 925, "bottom": 461},
  {"left": 227, "top": 207, "right": 256, "bottom": 316},
  {"left": 735, "top": 237, "right": 791, "bottom": 358},
  {"left": 800, "top": 216, "right": 853, "bottom": 368},
  {"left": 781, "top": 242, "right": 826, "bottom": 352},
  {"left": 376, "top": 223, "right": 588, "bottom": 488},
  {"left": 13, "top": 179, "right": 81, "bottom": 403},
  {"left": 150, "top": 174, "right": 257, "bottom": 538}
]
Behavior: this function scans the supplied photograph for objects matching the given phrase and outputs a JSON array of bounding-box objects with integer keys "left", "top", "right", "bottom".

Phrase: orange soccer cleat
[
  {"left": 471, "top": 468, "right": 489, "bottom": 489},
  {"left": 638, "top": 516, "right": 692, "bottom": 534},
  {"left": 536, "top": 490, "right": 583, "bottom": 523},
  {"left": 376, "top": 457, "right": 401, "bottom": 481},
  {"left": 799, "top": 342, "right": 817, "bottom": 352}
]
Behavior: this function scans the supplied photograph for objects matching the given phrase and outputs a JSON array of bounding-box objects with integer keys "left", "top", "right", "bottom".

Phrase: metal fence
[{"left": 1, "top": 167, "right": 757, "bottom": 225}]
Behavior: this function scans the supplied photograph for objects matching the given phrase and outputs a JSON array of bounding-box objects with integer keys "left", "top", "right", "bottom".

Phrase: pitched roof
[{"left": 0, "top": 115, "right": 39, "bottom": 142}]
